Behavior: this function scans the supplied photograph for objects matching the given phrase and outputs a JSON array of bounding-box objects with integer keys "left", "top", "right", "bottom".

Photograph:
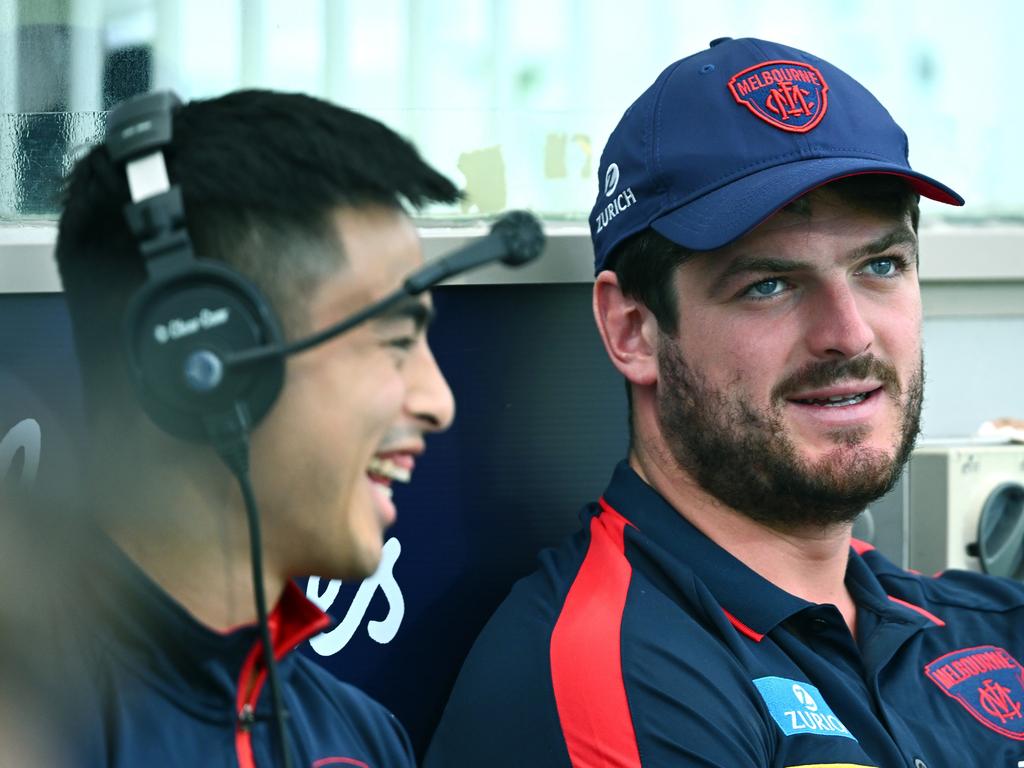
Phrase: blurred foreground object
[{"left": 0, "top": 489, "right": 73, "bottom": 767}]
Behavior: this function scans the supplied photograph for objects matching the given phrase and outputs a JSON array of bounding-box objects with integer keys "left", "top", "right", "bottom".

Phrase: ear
[{"left": 592, "top": 271, "right": 659, "bottom": 387}]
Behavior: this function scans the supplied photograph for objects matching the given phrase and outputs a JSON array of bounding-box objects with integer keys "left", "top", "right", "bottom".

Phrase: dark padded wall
[{"left": 0, "top": 283, "right": 629, "bottom": 757}]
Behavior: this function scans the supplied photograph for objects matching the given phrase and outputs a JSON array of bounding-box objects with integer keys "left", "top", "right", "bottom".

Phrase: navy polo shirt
[
  {"left": 44, "top": 521, "right": 416, "bottom": 768},
  {"left": 426, "top": 460, "right": 1024, "bottom": 768}
]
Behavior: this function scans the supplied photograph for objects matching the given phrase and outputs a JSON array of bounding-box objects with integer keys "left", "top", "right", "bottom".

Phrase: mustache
[{"left": 772, "top": 354, "right": 902, "bottom": 402}]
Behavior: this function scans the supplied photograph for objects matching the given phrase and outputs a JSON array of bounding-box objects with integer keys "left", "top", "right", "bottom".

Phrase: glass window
[{"left": 1, "top": 0, "right": 1022, "bottom": 223}]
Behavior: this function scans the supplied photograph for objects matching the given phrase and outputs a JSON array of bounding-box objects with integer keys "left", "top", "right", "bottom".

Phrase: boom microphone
[
  {"left": 225, "top": 210, "right": 544, "bottom": 368},
  {"left": 402, "top": 210, "right": 544, "bottom": 293}
]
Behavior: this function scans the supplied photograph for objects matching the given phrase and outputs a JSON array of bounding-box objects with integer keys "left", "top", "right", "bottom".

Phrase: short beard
[{"left": 655, "top": 338, "right": 923, "bottom": 532}]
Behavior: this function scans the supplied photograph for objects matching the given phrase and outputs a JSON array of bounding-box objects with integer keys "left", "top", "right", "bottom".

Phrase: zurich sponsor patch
[
  {"left": 727, "top": 59, "right": 828, "bottom": 133},
  {"left": 753, "top": 676, "right": 856, "bottom": 741},
  {"left": 925, "top": 645, "right": 1024, "bottom": 740},
  {"left": 593, "top": 159, "right": 637, "bottom": 235}
]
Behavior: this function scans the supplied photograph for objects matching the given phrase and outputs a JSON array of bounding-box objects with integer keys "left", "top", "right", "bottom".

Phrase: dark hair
[
  {"left": 56, "top": 89, "right": 459, "bottom": 421},
  {"left": 608, "top": 174, "right": 920, "bottom": 426},
  {"left": 610, "top": 174, "right": 921, "bottom": 332}
]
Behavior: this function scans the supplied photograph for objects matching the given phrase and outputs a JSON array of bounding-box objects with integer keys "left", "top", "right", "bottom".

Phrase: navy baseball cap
[{"left": 590, "top": 37, "right": 964, "bottom": 273}]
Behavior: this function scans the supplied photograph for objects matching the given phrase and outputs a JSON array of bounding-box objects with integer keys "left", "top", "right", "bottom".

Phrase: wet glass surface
[
  {"left": 0, "top": 111, "right": 106, "bottom": 219},
  {"left": 2, "top": 1, "right": 1024, "bottom": 225}
]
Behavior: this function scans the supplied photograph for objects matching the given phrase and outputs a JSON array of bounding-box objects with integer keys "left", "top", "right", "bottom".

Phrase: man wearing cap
[{"left": 426, "top": 38, "right": 1024, "bottom": 768}]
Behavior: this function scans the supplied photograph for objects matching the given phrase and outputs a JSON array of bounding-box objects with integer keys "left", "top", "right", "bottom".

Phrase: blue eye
[
  {"left": 745, "top": 278, "right": 785, "bottom": 298},
  {"left": 867, "top": 258, "right": 897, "bottom": 277}
]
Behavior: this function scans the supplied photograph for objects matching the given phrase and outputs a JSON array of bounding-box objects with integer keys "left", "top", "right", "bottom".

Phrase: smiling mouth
[
  {"left": 790, "top": 388, "right": 880, "bottom": 408},
  {"left": 366, "top": 456, "right": 412, "bottom": 499}
]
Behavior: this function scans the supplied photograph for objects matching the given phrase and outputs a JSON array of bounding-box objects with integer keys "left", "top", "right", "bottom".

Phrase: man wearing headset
[
  {"left": 427, "top": 38, "right": 1024, "bottom": 768},
  {"left": 50, "top": 89, "right": 457, "bottom": 766}
]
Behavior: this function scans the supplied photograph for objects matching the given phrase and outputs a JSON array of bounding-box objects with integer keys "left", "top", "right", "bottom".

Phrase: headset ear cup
[{"left": 123, "top": 262, "right": 285, "bottom": 444}]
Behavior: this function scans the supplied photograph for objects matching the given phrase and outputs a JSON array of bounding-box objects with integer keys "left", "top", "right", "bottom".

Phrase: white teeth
[
  {"left": 797, "top": 392, "right": 869, "bottom": 407},
  {"left": 822, "top": 393, "right": 868, "bottom": 407},
  {"left": 367, "top": 456, "right": 411, "bottom": 483}
]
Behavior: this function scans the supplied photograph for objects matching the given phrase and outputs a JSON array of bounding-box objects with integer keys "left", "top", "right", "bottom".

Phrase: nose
[
  {"left": 404, "top": 339, "right": 455, "bottom": 432},
  {"left": 803, "top": 281, "right": 874, "bottom": 359}
]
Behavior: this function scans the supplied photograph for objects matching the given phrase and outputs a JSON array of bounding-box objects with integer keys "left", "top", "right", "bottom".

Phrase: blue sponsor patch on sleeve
[{"left": 752, "top": 676, "right": 857, "bottom": 741}]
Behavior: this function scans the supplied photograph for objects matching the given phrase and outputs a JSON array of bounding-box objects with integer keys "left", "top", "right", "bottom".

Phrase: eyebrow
[
  {"left": 709, "top": 226, "right": 918, "bottom": 295},
  {"left": 848, "top": 227, "right": 918, "bottom": 260},
  {"left": 371, "top": 295, "right": 434, "bottom": 331}
]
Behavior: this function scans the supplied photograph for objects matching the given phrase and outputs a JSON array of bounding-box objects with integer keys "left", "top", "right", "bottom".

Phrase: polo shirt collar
[
  {"left": 75, "top": 523, "right": 330, "bottom": 712},
  {"left": 601, "top": 460, "right": 811, "bottom": 639},
  {"left": 599, "top": 460, "right": 943, "bottom": 658}
]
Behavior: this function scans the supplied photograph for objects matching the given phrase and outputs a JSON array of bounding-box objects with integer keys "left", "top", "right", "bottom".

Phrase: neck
[
  {"left": 95, "top": 462, "right": 286, "bottom": 632},
  {"left": 629, "top": 441, "right": 858, "bottom": 634}
]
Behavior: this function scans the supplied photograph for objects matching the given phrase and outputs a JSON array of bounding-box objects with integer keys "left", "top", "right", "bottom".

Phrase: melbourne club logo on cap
[{"left": 728, "top": 59, "right": 829, "bottom": 133}]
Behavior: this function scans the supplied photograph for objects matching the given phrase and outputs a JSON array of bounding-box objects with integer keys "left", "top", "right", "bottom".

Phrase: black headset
[
  {"left": 105, "top": 90, "right": 298, "bottom": 767},
  {"left": 105, "top": 90, "right": 285, "bottom": 446}
]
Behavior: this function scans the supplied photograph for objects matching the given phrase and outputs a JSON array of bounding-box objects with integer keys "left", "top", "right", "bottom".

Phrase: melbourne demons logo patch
[
  {"left": 727, "top": 60, "right": 828, "bottom": 133},
  {"left": 925, "top": 646, "right": 1024, "bottom": 739}
]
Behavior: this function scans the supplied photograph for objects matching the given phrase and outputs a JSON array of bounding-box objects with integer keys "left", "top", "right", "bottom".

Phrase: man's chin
[
  {"left": 326, "top": 548, "right": 382, "bottom": 583},
  {"left": 348, "top": 526, "right": 386, "bottom": 578},
  {"left": 790, "top": 416, "right": 901, "bottom": 460},
  {"left": 726, "top": 439, "right": 904, "bottom": 529},
  {"left": 353, "top": 553, "right": 383, "bottom": 580},
  {"left": 800, "top": 436, "right": 884, "bottom": 465},
  {"left": 809, "top": 445, "right": 901, "bottom": 502}
]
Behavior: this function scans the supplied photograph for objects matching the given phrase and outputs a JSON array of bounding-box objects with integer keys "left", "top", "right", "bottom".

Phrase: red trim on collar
[
  {"left": 850, "top": 538, "right": 875, "bottom": 555},
  {"left": 722, "top": 608, "right": 766, "bottom": 642},
  {"left": 887, "top": 595, "right": 946, "bottom": 627},
  {"left": 851, "top": 538, "right": 928, "bottom": 575},
  {"left": 597, "top": 496, "right": 630, "bottom": 521},
  {"left": 234, "top": 581, "right": 332, "bottom": 768},
  {"left": 273, "top": 580, "right": 334, "bottom": 655}
]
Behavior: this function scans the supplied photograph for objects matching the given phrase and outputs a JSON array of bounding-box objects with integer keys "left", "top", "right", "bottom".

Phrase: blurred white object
[{"left": 976, "top": 418, "right": 1024, "bottom": 444}]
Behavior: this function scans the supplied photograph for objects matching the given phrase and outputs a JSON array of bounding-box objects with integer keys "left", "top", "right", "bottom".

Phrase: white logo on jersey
[{"left": 792, "top": 683, "right": 818, "bottom": 711}]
